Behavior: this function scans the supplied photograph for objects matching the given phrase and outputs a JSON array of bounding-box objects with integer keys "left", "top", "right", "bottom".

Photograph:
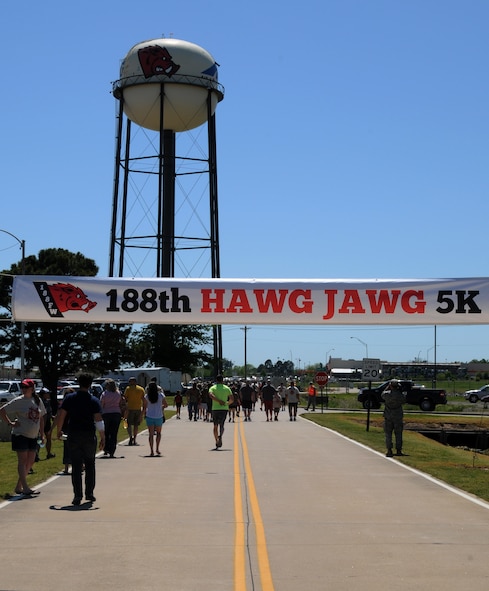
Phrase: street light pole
[
  {"left": 0, "top": 229, "right": 26, "bottom": 380},
  {"left": 350, "top": 336, "right": 369, "bottom": 358}
]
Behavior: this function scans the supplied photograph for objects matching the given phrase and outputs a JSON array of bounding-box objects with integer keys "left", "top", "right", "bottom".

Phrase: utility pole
[{"left": 240, "top": 326, "right": 251, "bottom": 380}]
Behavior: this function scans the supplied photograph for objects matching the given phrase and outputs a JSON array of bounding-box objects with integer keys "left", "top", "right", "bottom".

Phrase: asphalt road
[{"left": 1, "top": 409, "right": 489, "bottom": 591}]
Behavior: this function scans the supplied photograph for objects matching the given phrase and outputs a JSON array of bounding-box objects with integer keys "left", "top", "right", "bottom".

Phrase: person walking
[
  {"left": 201, "top": 385, "right": 212, "bottom": 422},
  {"left": 0, "top": 378, "right": 46, "bottom": 497},
  {"left": 228, "top": 383, "right": 239, "bottom": 422},
  {"left": 100, "top": 379, "right": 123, "bottom": 458},
  {"left": 174, "top": 390, "right": 183, "bottom": 419},
  {"left": 239, "top": 380, "right": 255, "bottom": 422},
  {"left": 186, "top": 382, "right": 200, "bottom": 421},
  {"left": 286, "top": 380, "right": 301, "bottom": 421},
  {"left": 143, "top": 381, "right": 168, "bottom": 456},
  {"left": 382, "top": 379, "right": 406, "bottom": 457},
  {"left": 273, "top": 388, "right": 282, "bottom": 421},
  {"left": 278, "top": 382, "right": 286, "bottom": 411},
  {"left": 56, "top": 373, "right": 105, "bottom": 505},
  {"left": 306, "top": 382, "right": 317, "bottom": 411},
  {"left": 40, "top": 386, "right": 56, "bottom": 459},
  {"left": 123, "top": 377, "right": 145, "bottom": 445},
  {"left": 261, "top": 378, "right": 276, "bottom": 422},
  {"left": 209, "top": 375, "right": 233, "bottom": 450}
]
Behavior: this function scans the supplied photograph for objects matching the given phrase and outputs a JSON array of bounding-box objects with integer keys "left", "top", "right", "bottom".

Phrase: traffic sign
[
  {"left": 361, "top": 358, "right": 381, "bottom": 381},
  {"left": 315, "top": 371, "right": 329, "bottom": 386}
]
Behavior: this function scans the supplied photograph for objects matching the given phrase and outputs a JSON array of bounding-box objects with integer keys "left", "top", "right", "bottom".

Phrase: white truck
[{"left": 107, "top": 367, "right": 183, "bottom": 394}]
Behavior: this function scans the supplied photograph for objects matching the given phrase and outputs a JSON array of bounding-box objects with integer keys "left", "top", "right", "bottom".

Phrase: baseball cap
[{"left": 21, "top": 378, "right": 36, "bottom": 388}]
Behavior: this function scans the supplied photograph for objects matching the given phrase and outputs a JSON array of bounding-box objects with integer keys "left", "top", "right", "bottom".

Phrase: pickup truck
[{"left": 357, "top": 380, "right": 447, "bottom": 412}]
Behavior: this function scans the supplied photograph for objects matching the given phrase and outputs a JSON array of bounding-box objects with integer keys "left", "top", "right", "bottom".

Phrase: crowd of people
[
  {"left": 0, "top": 374, "right": 315, "bottom": 503},
  {"left": 179, "top": 377, "right": 305, "bottom": 425}
]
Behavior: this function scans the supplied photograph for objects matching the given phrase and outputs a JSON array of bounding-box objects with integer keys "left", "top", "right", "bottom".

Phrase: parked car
[
  {"left": 464, "top": 385, "right": 489, "bottom": 403},
  {"left": 57, "top": 383, "right": 104, "bottom": 401},
  {"left": 0, "top": 381, "right": 22, "bottom": 406},
  {"left": 0, "top": 380, "right": 22, "bottom": 393},
  {"left": 90, "top": 384, "right": 104, "bottom": 398},
  {"left": 57, "top": 379, "right": 77, "bottom": 390}
]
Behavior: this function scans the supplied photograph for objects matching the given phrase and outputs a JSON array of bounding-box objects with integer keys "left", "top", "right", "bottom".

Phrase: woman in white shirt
[{"left": 143, "top": 381, "right": 168, "bottom": 456}]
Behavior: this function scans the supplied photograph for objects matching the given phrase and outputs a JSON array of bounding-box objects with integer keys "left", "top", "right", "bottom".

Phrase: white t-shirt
[
  {"left": 144, "top": 392, "right": 166, "bottom": 419},
  {"left": 3, "top": 395, "right": 46, "bottom": 439},
  {"left": 286, "top": 386, "right": 300, "bottom": 404}
]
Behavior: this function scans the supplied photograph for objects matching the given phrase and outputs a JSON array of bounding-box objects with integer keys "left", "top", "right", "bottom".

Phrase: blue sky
[{"left": 1, "top": 1, "right": 488, "bottom": 368}]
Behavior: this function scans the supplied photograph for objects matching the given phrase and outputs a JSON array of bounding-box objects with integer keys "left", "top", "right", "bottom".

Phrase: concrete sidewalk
[{"left": 1, "top": 409, "right": 488, "bottom": 591}]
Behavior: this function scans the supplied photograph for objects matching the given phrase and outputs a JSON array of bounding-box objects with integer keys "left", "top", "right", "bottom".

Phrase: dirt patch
[
  {"left": 360, "top": 418, "right": 489, "bottom": 432},
  {"left": 404, "top": 421, "right": 489, "bottom": 432}
]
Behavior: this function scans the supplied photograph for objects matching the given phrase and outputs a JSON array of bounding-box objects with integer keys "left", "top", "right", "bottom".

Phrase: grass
[
  {"left": 302, "top": 411, "right": 489, "bottom": 503},
  {"left": 0, "top": 410, "right": 176, "bottom": 499}
]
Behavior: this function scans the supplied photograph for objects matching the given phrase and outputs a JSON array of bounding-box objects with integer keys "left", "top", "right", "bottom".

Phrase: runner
[{"left": 208, "top": 375, "right": 233, "bottom": 450}]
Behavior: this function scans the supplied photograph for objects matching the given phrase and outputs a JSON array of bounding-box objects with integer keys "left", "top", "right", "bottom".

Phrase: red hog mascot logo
[
  {"left": 34, "top": 281, "right": 97, "bottom": 319},
  {"left": 138, "top": 45, "right": 181, "bottom": 79}
]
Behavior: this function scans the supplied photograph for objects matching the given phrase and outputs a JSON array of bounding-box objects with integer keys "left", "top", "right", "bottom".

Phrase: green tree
[
  {"left": 127, "top": 324, "right": 213, "bottom": 373},
  {"left": 0, "top": 248, "right": 132, "bottom": 401}
]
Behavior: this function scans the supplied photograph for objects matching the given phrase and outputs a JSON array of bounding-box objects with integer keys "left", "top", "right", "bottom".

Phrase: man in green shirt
[{"left": 208, "top": 375, "right": 233, "bottom": 450}]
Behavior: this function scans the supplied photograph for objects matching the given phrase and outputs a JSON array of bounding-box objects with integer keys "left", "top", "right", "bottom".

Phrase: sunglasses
[{"left": 20, "top": 384, "right": 33, "bottom": 389}]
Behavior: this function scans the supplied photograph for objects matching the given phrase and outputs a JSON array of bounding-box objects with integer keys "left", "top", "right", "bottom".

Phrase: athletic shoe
[
  {"left": 72, "top": 497, "right": 82, "bottom": 506},
  {"left": 216, "top": 436, "right": 222, "bottom": 448}
]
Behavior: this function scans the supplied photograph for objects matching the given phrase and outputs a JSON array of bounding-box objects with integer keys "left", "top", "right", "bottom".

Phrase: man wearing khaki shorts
[{"left": 124, "top": 377, "right": 145, "bottom": 446}]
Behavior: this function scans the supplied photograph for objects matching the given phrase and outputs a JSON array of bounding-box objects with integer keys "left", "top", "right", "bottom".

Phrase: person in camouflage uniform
[{"left": 382, "top": 379, "right": 406, "bottom": 457}]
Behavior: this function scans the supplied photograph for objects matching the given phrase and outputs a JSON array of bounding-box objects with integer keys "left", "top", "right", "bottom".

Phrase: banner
[{"left": 11, "top": 276, "right": 489, "bottom": 326}]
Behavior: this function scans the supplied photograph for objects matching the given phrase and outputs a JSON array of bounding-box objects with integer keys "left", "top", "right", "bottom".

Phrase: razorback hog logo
[
  {"left": 48, "top": 283, "right": 97, "bottom": 313},
  {"left": 34, "top": 281, "right": 97, "bottom": 318},
  {"left": 138, "top": 45, "right": 181, "bottom": 79}
]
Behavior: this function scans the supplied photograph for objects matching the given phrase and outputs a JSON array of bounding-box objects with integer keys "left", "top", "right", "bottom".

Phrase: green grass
[
  {"left": 302, "top": 412, "right": 489, "bottom": 503},
  {"left": 0, "top": 410, "right": 176, "bottom": 499}
]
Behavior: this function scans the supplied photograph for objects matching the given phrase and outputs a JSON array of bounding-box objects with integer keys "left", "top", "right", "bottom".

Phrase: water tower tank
[{"left": 113, "top": 38, "right": 224, "bottom": 132}]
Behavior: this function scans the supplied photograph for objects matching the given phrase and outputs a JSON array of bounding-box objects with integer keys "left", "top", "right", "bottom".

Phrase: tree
[
  {"left": 127, "top": 324, "right": 213, "bottom": 373},
  {"left": 0, "top": 248, "right": 132, "bottom": 404}
]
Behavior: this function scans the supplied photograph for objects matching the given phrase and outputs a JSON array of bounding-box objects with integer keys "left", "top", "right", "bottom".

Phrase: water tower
[{"left": 109, "top": 37, "right": 225, "bottom": 370}]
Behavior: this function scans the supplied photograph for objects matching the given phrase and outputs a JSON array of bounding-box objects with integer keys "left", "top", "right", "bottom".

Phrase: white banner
[{"left": 11, "top": 276, "right": 489, "bottom": 325}]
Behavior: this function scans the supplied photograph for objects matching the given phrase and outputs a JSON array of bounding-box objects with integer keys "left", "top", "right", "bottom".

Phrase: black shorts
[
  {"left": 212, "top": 410, "right": 228, "bottom": 426},
  {"left": 241, "top": 400, "right": 252, "bottom": 410},
  {"left": 11, "top": 434, "right": 38, "bottom": 452},
  {"left": 44, "top": 417, "right": 52, "bottom": 433}
]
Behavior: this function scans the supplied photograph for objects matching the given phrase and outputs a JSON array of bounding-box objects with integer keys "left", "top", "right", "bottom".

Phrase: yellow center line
[
  {"left": 234, "top": 419, "right": 275, "bottom": 591},
  {"left": 234, "top": 422, "right": 247, "bottom": 591}
]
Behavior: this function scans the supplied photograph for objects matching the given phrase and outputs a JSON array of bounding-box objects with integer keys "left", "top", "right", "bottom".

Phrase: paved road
[{"left": 1, "top": 409, "right": 489, "bottom": 591}]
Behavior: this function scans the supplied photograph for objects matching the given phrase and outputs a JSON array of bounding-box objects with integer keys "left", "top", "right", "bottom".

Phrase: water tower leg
[{"left": 159, "top": 129, "right": 175, "bottom": 277}]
